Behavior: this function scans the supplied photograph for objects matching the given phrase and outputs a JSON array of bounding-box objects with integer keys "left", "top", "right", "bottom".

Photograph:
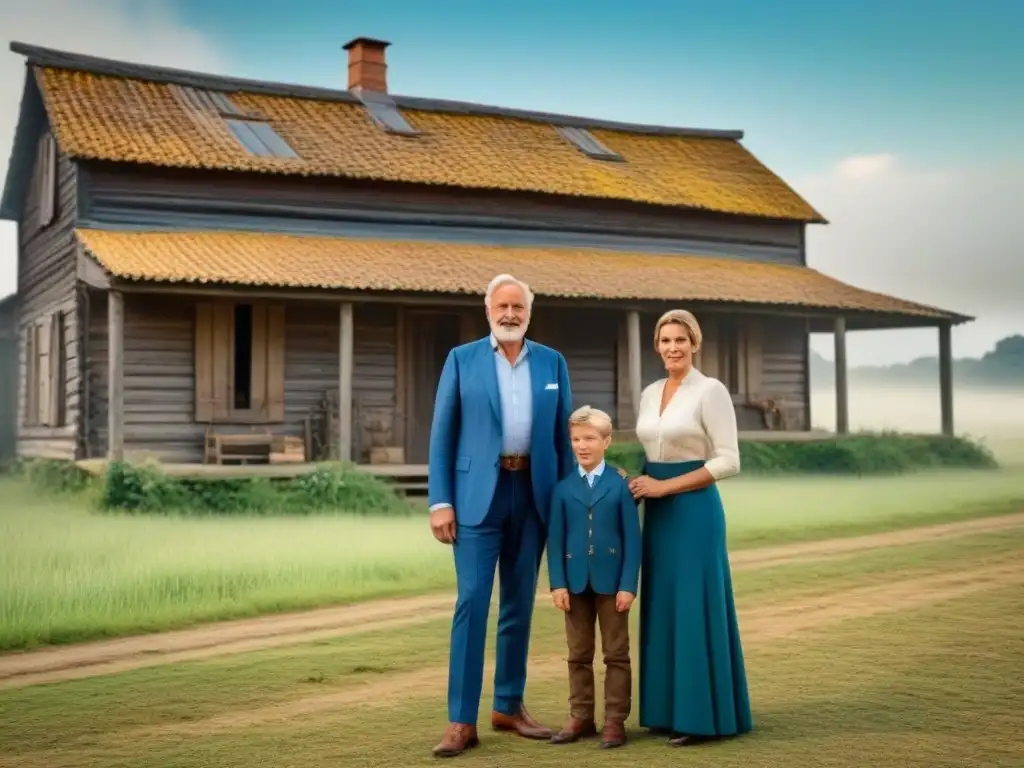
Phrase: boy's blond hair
[{"left": 568, "top": 405, "right": 614, "bottom": 439}]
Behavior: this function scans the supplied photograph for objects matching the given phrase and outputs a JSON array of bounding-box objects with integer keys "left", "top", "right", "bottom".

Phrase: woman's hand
[{"left": 628, "top": 475, "right": 666, "bottom": 500}]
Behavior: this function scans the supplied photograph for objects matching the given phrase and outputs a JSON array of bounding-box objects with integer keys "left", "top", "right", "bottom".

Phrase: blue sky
[
  {"left": 1, "top": 0, "right": 1021, "bottom": 367},
  {"left": 174, "top": 0, "right": 1023, "bottom": 177}
]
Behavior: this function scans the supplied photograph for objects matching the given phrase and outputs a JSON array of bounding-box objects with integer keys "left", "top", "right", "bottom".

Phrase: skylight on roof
[
  {"left": 355, "top": 90, "right": 419, "bottom": 136},
  {"left": 225, "top": 119, "right": 299, "bottom": 159},
  {"left": 555, "top": 126, "right": 623, "bottom": 161}
]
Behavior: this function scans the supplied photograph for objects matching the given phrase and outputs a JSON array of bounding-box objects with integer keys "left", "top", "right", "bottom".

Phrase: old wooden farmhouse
[{"left": 0, "top": 37, "right": 969, "bottom": 472}]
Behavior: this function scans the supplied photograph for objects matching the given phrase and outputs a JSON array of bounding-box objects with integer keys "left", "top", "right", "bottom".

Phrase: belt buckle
[{"left": 502, "top": 453, "right": 527, "bottom": 471}]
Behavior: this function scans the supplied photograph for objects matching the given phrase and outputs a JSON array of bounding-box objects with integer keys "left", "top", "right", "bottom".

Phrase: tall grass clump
[
  {"left": 100, "top": 461, "right": 415, "bottom": 516},
  {"left": 605, "top": 432, "right": 999, "bottom": 476}
]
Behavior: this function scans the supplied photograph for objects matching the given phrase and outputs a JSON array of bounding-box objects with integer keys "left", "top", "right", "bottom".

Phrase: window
[
  {"left": 22, "top": 311, "right": 64, "bottom": 427},
  {"left": 555, "top": 125, "right": 623, "bottom": 161},
  {"left": 173, "top": 85, "right": 300, "bottom": 159},
  {"left": 37, "top": 132, "right": 57, "bottom": 228},
  {"left": 194, "top": 301, "right": 285, "bottom": 423},
  {"left": 356, "top": 90, "right": 419, "bottom": 135},
  {"left": 225, "top": 118, "right": 299, "bottom": 158}
]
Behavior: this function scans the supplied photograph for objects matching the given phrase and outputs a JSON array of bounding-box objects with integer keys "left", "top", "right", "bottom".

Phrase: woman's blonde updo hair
[{"left": 653, "top": 309, "right": 703, "bottom": 353}]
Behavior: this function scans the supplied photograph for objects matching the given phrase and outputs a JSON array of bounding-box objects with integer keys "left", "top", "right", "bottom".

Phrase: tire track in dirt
[
  {"left": 133, "top": 558, "right": 1024, "bottom": 738},
  {"left": 2, "top": 512, "right": 1021, "bottom": 691}
]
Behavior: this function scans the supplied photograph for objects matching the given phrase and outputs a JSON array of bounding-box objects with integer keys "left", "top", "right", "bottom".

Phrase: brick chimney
[{"left": 343, "top": 37, "right": 390, "bottom": 93}]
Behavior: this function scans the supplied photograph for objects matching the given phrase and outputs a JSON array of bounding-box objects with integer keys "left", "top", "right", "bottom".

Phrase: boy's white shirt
[{"left": 577, "top": 459, "right": 606, "bottom": 487}]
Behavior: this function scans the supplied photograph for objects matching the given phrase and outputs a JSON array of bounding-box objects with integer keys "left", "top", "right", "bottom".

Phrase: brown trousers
[{"left": 563, "top": 587, "right": 632, "bottom": 722}]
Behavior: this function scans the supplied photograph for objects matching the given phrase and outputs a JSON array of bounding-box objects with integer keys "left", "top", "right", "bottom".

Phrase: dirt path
[
  {"left": 140, "top": 557, "right": 1024, "bottom": 738},
  {"left": 2, "top": 512, "right": 1021, "bottom": 691}
]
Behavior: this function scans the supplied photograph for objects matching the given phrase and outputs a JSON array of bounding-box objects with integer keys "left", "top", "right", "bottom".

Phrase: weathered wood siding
[
  {"left": 87, "top": 293, "right": 400, "bottom": 462},
  {"left": 532, "top": 308, "right": 619, "bottom": 421},
  {"left": 759, "top": 316, "right": 810, "bottom": 429},
  {"left": 16, "top": 137, "right": 81, "bottom": 460},
  {"left": 79, "top": 164, "right": 805, "bottom": 265}
]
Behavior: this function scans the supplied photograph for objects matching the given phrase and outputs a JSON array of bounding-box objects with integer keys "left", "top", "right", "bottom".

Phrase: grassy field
[
  {"left": 2, "top": 464, "right": 1023, "bottom": 652},
  {"left": 1, "top": 524, "right": 1021, "bottom": 768}
]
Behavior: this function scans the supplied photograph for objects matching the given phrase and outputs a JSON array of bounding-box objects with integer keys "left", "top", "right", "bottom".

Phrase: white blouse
[{"left": 635, "top": 368, "right": 740, "bottom": 481}]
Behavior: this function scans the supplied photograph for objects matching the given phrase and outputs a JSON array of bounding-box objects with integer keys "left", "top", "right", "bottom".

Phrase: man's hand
[
  {"left": 615, "top": 591, "right": 635, "bottom": 612},
  {"left": 430, "top": 506, "right": 456, "bottom": 544},
  {"left": 551, "top": 588, "right": 570, "bottom": 612}
]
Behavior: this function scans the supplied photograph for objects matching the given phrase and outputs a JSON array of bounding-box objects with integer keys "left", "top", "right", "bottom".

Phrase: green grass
[
  {"left": 1, "top": 526, "right": 1021, "bottom": 768},
  {"left": 2, "top": 467, "right": 1023, "bottom": 651}
]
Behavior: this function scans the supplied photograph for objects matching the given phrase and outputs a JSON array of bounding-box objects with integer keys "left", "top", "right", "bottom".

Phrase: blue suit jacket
[
  {"left": 546, "top": 467, "right": 642, "bottom": 595},
  {"left": 427, "top": 336, "right": 575, "bottom": 527}
]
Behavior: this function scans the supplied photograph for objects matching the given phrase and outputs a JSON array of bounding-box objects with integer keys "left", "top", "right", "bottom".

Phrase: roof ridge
[{"left": 9, "top": 40, "right": 744, "bottom": 140}]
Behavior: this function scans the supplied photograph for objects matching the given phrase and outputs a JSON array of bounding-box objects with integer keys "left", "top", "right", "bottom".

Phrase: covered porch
[{"left": 75, "top": 228, "right": 970, "bottom": 469}]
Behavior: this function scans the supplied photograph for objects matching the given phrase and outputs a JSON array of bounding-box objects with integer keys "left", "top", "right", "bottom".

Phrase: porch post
[
  {"left": 338, "top": 302, "right": 354, "bottom": 462},
  {"left": 107, "top": 290, "right": 124, "bottom": 462},
  {"left": 938, "top": 320, "right": 954, "bottom": 436},
  {"left": 626, "top": 310, "right": 642, "bottom": 421},
  {"left": 834, "top": 316, "right": 849, "bottom": 434}
]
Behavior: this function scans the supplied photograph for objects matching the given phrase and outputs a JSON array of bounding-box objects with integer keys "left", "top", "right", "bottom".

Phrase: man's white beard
[{"left": 490, "top": 319, "right": 528, "bottom": 343}]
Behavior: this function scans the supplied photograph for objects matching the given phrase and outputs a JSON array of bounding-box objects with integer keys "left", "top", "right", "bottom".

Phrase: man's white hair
[{"left": 484, "top": 273, "right": 534, "bottom": 310}]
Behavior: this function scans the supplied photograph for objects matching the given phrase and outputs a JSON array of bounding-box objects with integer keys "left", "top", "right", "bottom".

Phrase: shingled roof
[
  {"left": 76, "top": 229, "right": 967, "bottom": 324},
  {"left": 5, "top": 40, "right": 826, "bottom": 223}
]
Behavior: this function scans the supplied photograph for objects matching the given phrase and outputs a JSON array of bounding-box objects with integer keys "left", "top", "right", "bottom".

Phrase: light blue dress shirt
[
  {"left": 491, "top": 335, "right": 533, "bottom": 456},
  {"left": 578, "top": 459, "right": 606, "bottom": 487}
]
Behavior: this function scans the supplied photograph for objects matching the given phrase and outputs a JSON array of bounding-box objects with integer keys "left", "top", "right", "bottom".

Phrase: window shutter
[
  {"left": 249, "top": 304, "right": 268, "bottom": 416},
  {"left": 36, "top": 319, "right": 52, "bottom": 426},
  {"left": 38, "top": 134, "right": 57, "bottom": 228},
  {"left": 23, "top": 326, "right": 36, "bottom": 426},
  {"left": 265, "top": 305, "right": 285, "bottom": 422},
  {"left": 194, "top": 303, "right": 215, "bottom": 421},
  {"left": 48, "top": 311, "right": 64, "bottom": 427}
]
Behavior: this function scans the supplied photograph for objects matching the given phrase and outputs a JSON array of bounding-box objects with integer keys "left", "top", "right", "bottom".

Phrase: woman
[{"left": 628, "top": 309, "right": 752, "bottom": 747}]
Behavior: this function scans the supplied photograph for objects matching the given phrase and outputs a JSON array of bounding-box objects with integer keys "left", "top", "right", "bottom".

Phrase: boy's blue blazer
[{"left": 547, "top": 463, "right": 642, "bottom": 596}]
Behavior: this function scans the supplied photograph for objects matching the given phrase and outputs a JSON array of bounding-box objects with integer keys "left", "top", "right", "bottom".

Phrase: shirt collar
[
  {"left": 490, "top": 333, "right": 530, "bottom": 364},
  {"left": 578, "top": 460, "right": 606, "bottom": 479}
]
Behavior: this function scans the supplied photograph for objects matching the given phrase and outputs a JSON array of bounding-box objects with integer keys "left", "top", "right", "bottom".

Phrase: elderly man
[{"left": 428, "top": 273, "right": 575, "bottom": 757}]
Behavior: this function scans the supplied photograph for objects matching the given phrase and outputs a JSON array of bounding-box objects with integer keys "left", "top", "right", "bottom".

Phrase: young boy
[{"left": 546, "top": 405, "right": 642, "bottom": 749}]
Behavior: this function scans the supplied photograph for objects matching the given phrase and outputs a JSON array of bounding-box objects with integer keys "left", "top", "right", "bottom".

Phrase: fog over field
[{"left": 810, "top": 385, "right": 1024, "bottom": 464}]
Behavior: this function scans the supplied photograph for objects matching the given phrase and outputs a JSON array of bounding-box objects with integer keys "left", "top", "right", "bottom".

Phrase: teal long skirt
[{"left": 637, "top": 460, "right": 753, "bottom": 737}]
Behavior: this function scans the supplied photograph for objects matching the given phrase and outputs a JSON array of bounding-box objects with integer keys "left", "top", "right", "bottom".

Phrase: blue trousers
[{"left": 448, "top": 468, "right": 544, "bottom": 724}]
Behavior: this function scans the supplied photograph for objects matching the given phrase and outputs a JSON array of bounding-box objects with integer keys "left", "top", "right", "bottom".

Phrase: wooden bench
[{"left": 203, "top": 429, "right": 307, "bottom": 465}]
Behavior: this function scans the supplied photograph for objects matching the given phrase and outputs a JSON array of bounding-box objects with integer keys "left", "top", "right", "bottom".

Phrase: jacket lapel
[{"left": 480, "top": 339, "right": 502, "bottom": 427}]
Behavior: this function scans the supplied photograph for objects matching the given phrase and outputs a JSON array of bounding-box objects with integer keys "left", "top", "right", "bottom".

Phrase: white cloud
[
  {"left": 0, "top": 0, "right": 226, "bottom": 299},
  {"left": 797, "top": 154, "right": 1024, "bottom": 366}
]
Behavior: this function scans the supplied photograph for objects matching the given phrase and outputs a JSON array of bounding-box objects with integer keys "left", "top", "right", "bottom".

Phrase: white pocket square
[{"left": 545, "top": 383, "right": 558, "bottom": 390}]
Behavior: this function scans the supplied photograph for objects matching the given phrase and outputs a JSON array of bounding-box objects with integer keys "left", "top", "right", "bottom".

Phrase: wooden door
[{"left": 406, "top": 311, "right": 462, "bottom": 464}]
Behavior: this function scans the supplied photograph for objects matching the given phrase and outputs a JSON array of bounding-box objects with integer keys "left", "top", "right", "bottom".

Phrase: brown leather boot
[
  {"left": 599, "top": 719, "right": 626, "bottom": 749},
  {"left": 432, "top": 723, "right": 479, "bottom": 757},
  {"left": 491, "top": 704, "right": 553, "bottom": 739},
  {"left": 550, "top": 717, "right": 598, "bottom": 744}
]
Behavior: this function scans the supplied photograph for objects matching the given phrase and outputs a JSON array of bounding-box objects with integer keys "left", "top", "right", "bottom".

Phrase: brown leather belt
[{"left": 499, "top": 454, "right": 530, "bottom": 471}]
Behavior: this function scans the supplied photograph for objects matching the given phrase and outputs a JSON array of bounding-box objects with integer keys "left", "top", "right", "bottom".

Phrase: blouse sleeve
[{"left": 700, "top": 378, "right": 740, "bottom": 480}]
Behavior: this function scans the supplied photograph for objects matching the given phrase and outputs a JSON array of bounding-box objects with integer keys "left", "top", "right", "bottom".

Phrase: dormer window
[
  {"left": 555, "top": 125, "right": 623, "bottom": 161},
  {"left": 174, "top": 85, "right": 299, "bottom": 159}
]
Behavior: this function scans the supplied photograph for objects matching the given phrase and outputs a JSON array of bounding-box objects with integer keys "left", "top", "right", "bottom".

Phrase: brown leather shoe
[
  {"left": 599, "top": 719, "right": 626, "bottom": 749},
  {"left": 550, "top": 717, "right": 598, "bottom": 744},
  {"left": 432, "top": 723, "right": 479, "bottom": 757},
  {"left": 491, "top": 704, "right": 553, "bottom": 739}
]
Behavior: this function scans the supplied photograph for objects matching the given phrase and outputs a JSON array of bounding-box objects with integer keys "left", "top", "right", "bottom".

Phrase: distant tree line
[{"left": 811, "top": 334, "right": 1023, "bottom": 388}]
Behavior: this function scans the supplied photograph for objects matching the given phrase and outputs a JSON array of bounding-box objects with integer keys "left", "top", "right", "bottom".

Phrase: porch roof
[{"left": 76, "top": 228, "right": 968, "bottom": 324}]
